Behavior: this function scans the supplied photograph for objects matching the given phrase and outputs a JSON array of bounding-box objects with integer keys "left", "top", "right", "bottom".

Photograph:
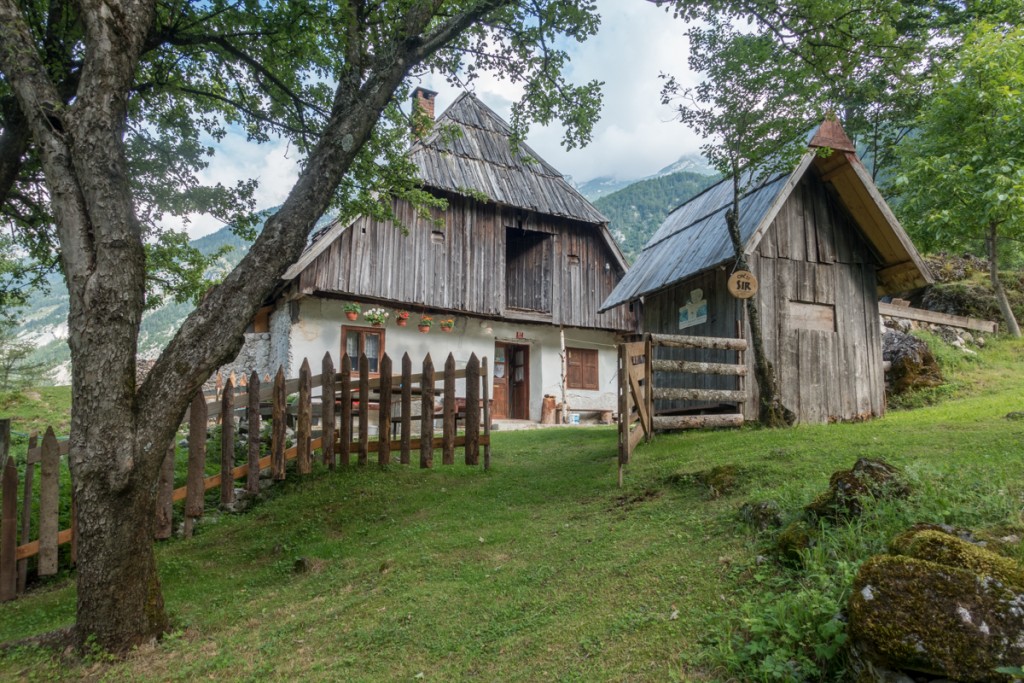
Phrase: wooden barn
[
  {"left": 600, "top": 119, "right": 931, "bottom": 424},
  {"left": 251, "top": 89, "right": 634, "bottom": 422}
]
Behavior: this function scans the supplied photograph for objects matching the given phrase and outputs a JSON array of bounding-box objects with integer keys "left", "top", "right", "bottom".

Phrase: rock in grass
[
  {"left": 883, "top": 330, "right": 943, "bottom": 395},
  {"left": 849, "top": 528, "right": 1024, "bottom": 682},
  {"left": 806, "top": 458, "right": 910, "bottom": 521},
  {"left": 739, "top": 500, "right": 783, "bottom": 531},
  {"left": 698, "top": 465, "right": 740, "bottom": 498},
  {"left": 776, "top": 520, "right": 816, "bottom": 565}
]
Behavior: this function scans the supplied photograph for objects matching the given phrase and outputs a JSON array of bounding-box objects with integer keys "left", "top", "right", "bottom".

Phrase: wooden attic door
[{"left": 505, "top": 227, "right": 553, "bottom": 314}]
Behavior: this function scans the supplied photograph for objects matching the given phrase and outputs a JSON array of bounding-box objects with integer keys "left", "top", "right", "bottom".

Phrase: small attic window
[
  {"left": 567, "top": 254, "right": 580, "bottom": 266},
  {"left": 431, "top": 230, "right": 445, "bottom": 245}
]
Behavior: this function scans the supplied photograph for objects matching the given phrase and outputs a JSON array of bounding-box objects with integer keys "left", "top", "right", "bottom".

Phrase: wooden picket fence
[{"left": 0, "top": 350, "right": 491, "bottom": 601}]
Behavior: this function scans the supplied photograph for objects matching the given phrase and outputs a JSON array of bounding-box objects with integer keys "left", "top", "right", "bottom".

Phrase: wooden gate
[{"left": 617, "top": 333, "right": 748, "bottom": 484}]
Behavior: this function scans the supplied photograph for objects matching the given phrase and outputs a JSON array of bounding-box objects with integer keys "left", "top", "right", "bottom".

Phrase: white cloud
[{"left": 166, "top": 135, "right": 301, "bottom": 239}]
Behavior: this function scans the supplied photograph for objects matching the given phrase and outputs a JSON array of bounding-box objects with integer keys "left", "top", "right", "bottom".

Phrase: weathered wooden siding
[
  {"left": 643, "top": 171, "right": 885, "bottom": 424},
  {"left": 298, "top": 192, "right": 633, "bottom": 331},
  {"left": 643, "top": 268, "right": 744, "bottom": 414}
]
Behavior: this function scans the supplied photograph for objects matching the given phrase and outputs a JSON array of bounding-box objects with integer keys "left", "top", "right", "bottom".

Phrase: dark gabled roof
[
  {"left": 599, "top": 120, "right": 931, "bottom": 311},
  {"left": 409, "top": 92, "right": 607, "bottom": 225}
]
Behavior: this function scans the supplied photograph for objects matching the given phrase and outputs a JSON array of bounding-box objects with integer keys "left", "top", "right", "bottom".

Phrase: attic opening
[{"left": 505, "top": 227, "right": 553, "bottom": 313}]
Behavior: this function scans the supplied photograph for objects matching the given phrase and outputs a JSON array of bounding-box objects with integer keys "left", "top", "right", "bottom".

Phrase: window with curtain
[{"left": 342, "top": 326, "right": 384, "bottom": 373}]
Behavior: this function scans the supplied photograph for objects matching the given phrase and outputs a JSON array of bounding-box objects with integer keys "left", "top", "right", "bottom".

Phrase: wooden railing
[
  {"left": 616, "top": 334, "right": 747, "bottom": 484},
  {"left": 0, "top": 350, "right": 490, "bottom": 601}
]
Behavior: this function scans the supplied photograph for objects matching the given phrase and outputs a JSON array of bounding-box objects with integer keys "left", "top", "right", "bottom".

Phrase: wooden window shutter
[{"left": 566, "top": 348, "right": 598, "bottom": 390}]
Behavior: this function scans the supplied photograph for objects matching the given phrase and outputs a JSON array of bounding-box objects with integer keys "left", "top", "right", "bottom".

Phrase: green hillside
[
  {"left": 1, "top": 335, "right": 1022, "bottom": 680},
  {"left": 594, "top": 170, "right": 717, "bottom": 263}
]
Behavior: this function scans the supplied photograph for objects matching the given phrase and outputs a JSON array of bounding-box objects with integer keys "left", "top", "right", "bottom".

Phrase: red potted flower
[
  {"left": 418, "top": 315, "right": 433, "bottom": 333},
  {"left": 343, "top": 302, "right": 361, "bottom": 321},
  {"left": 396, "top": 310, "right": 410, "bottom": 327},
  {"left": 439, "top": 318, "right": 455, "bottom": 333}
]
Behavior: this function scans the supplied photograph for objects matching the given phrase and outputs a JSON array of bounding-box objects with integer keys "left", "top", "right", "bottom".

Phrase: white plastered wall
[{"left": 284, "top": 296, "right": 619, "bottom": 421}]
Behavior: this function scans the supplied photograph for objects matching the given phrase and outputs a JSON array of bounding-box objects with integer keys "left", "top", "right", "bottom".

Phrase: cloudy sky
[{"left": 181, "top": 0, "right": 703, "bottom": 238}]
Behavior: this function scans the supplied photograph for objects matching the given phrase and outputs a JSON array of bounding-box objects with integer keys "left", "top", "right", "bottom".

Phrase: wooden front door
[
  {"left": 492, "top": 343, "right": 530, "bottom": 419},
  {"left": 492, "top": 343, "right": 509, "bottom": 419}
]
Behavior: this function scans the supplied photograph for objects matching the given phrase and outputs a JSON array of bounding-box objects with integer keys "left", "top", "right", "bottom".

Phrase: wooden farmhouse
[
  {"left": 249, "top": 89, "right": 634, "bottom": 422},
  {"left": 600, "top": 119, "right": 931, "bottom": 424}
]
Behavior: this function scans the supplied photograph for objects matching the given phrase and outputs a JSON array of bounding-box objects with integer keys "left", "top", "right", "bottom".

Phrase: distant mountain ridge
[
  {"left": 574, "top": 153, "right": 714, "bottom": 201},
  {"left": 13, "top": 207, "right": 331, "bottom": 384},
  {"left": 593, "top": 169, "right": 718, "bottom": 263}
]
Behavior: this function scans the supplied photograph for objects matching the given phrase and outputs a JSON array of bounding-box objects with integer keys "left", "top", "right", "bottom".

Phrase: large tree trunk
[
  {"left": 0, "top": 0, "right": 516, "bottom": 653},
  {"left": 986, "top": 221, "right": 1021, "bottom": 338}
]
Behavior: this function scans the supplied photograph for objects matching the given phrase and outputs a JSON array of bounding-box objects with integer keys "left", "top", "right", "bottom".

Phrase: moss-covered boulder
[
  {"left": 739, "top": 500, "right": 783, "bottom": 531},
  {"left": 849, "top": 528, "right": 1024, "bottom": 681},
  {"left": 776, "top": 520, "right": 816, "bottom": 565},
  {"left": 806, "top": 458, "right": 910, "bottom": 521},
  {"left": 882, "top": 330, "right": 944, "bottom": 395}
]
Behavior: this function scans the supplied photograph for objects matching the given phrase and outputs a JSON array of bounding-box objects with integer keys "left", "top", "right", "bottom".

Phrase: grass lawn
[{"left": 0, "top": 338, "right": 1022, "bottom": 681}]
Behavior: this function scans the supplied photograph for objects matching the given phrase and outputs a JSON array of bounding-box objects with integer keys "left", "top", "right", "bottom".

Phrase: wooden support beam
[
  {"left": 653, "top": 414, "right": 745, "bottom": 430},
  {"left": 648, "top": 333, "right": 748, "bottom": 351},
  {"left": 877, "top": 302, "right": 997, "bottom": 334},
  {"left": 652, "top": 387, "right": 747, "bottom": 403},
  {"left": 651, "top": 359, "right": 748, "bottom": 376}
]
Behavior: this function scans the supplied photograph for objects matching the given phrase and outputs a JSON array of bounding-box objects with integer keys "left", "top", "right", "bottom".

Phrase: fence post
[
  {"left": 482, "top": 357, "right": 491, "bottom": 471},
  {"left": 378, "top": 354, "right": 392, "bottom": 466},
  {"left": 442, "top": 353, "right": 456, "bottom": 465},
  {"left": 420, "top": 354, "right": 434, "bottom": 468},
  {"left": 155, "top": 442, "right": 174, "bottom": 540},
  {"left": 221, "top": 377, "right": 235, "bottom": 505},
  {"left": 272, "top": 367, "right": 286, "bottom": 481},
  {"left": 322, "top": 353, "right": 336, "bottom": 470},
  {"left": 297, "top": 358, "right": 312, "bottom": 475},
  {"left": 247, "top": 371, "right": 261, "bottom": 494},
  {"left": 38, "top": 427, "right": 59, "bottom": 576},
  {"left": 400, "top": 353, "right": 412, "bottom": 465},
  {"left": 340, "top": 354, "right": 352, "bottom": 467},
  {"left": 184, "top": 389, "right": 207, "bottom": 538},
  {"left": 0, "top": 419, "right": 14, "bottom": 601},
  {"left": 358, "top": 354, "right": 369, "bottom": 466},
  {"left": 465, "top": 354, "right": 480, "bottom": 465},
  {"left": 617, "top": 343, "right": 628, "bottom": 488},
  {"left": 17, "top": 432, "right": 36, "bottom": 592}
]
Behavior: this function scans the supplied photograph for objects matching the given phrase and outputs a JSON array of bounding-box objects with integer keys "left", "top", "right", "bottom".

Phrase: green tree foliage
[
  {"left": 0, "top": 317, "right": 44, "bottom": 391},
  {"left": 891, "top": 25, "right": 1024, "bottom": 336},
  {"left": 592, "top": 170, "right": 716, "bottom": 262},
  {"left": 0, "top": 0, "right": 604, "bottom": 652}
]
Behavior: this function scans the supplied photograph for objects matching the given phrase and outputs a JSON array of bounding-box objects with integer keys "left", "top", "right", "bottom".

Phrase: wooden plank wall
[
  {"left": 643, "top": 170, "right": 885, "bottom": 424},
  {"left": 298, "top": 193, "right": 633, "bottom": 331}
]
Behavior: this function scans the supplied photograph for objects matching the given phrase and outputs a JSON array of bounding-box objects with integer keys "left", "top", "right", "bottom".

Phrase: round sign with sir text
[{"left": 727, "top": 270, "right": 758, "bottom": 299}]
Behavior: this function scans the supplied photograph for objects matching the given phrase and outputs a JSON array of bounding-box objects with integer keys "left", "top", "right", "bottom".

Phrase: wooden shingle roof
[
  {"left": 409, "top": 93, "right": 607, "bottom": 225},
  {"left": 600, "top": 119, "right": 931, "bottom": 311}
]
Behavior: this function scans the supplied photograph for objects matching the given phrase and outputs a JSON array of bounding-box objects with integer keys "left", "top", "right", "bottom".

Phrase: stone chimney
[{"left": 411, "top": 87, "right": 438, "bottom": 138}]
